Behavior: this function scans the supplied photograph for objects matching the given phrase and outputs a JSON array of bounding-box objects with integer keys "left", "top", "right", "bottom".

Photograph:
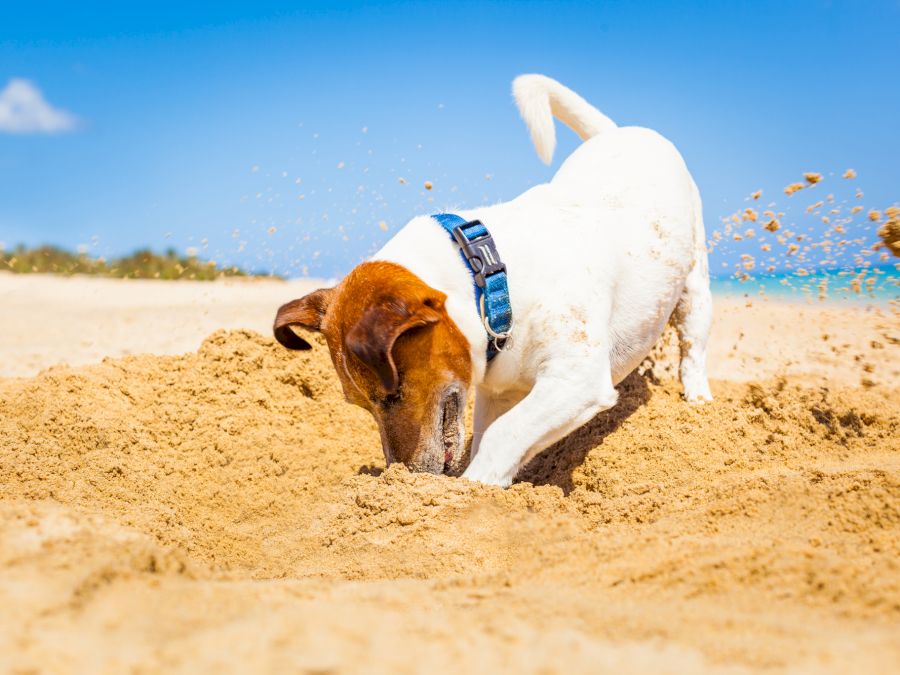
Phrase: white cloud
[{"left": 0, "top": 78, "right": 79, "bottom": 134}]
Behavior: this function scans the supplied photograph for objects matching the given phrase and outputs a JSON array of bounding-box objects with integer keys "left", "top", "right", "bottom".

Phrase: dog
[{"left": 274, "top": 74, "right": 713, "bottom": 487}]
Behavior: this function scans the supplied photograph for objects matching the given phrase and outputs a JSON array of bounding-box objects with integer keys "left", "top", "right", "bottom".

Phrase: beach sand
[
  {"left": 1, "top": 273, "right": 898, "bottom": 673},
  {"left": 0, "top": 272, "right": 325, "bottom": 378}
]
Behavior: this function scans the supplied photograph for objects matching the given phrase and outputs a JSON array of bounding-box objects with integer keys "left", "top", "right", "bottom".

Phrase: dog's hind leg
[{"left": 672, "top": 213, "right": 714, "bottom": 402}]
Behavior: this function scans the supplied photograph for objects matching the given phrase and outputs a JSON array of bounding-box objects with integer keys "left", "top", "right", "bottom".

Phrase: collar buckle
[{"left": 451, "top": 222, "right": 507, "bottom": 288}]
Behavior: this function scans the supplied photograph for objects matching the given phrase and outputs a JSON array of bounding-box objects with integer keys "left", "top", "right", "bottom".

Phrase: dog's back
[
  {"left": 513, "top": 74, "right": 696, "bottom": 225},
  {"left": 502, "top": 75, "right": 708, "bottom": 384}
]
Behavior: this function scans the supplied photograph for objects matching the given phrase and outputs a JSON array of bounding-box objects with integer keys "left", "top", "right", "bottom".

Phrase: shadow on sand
[{"left": 516, "top": 369, "right": 653, "bottom": 494}]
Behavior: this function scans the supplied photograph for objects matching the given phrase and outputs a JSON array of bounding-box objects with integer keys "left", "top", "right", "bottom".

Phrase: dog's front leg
[
  {"left": 470, "top": 389, "right": 524, "bottom": 461},
  {"left": 462, "top": 361, "right": 618, "bottom": 487}
]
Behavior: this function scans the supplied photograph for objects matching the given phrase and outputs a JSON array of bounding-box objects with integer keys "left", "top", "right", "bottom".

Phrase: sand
[
  {"left": 880, "top": 215, "right": 900, "bottom": 258},
  {"left": 1, "top": 275, "right": 899, "bottom": 673},
  {"left": 0, "top": 272, "right": 325, "bottom": 378},
  {"left": 3, "top": 272, "right": 898, "bottom": 388}
]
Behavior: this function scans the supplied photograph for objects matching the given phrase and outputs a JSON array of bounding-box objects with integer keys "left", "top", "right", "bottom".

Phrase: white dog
[{"left": 274, "top": 74, "right": 712, "bottom": 487}]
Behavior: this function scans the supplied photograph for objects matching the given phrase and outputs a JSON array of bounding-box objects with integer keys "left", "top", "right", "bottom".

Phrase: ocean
[{"left": 709, "top": 264, "right": 899, "bottom": 304}]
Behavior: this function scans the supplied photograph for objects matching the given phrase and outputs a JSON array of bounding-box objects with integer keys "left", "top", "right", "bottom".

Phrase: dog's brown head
[{"left": 274, "top": 261, "right": 471, "bottom": 474}]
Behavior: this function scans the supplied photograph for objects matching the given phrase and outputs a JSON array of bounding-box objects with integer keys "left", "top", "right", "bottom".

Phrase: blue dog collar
[{"left": 432, "top": 213, "right": 513, "bottom": 360}]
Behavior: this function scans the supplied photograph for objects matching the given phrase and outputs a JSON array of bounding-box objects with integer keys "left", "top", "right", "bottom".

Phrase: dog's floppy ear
[
  {"left": 273, "top": 288, "right": 334, "bottom": 350},
  {"left": 345, "top": 296, "right": 443, "bottom": 394}
]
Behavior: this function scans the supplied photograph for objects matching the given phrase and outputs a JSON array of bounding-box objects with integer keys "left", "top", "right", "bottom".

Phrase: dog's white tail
[{"left": 512, "top": 74, "right": 616, "bottom": 165}]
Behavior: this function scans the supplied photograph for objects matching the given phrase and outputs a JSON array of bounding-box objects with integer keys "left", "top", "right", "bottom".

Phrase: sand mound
[{"left": 2, "top": 330, "right": 899, "bottom": 672}]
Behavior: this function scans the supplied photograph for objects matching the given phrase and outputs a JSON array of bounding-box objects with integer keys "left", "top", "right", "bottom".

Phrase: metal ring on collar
[{"left": 479, "top": 294, "right": 513, "bottom": 351}]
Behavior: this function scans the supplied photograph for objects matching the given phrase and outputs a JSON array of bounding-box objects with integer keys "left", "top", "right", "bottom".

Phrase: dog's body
[{"left": 275, "top": 75, "right": 712, "bottom": 487}]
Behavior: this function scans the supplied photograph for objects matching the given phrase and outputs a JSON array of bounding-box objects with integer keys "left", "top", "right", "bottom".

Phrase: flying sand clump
[
  {"left": 879, "top": 207, "right": 900, "bottom": 257},
  {"left": 706, "top": 169, "right": 899, "bottom": 300}
]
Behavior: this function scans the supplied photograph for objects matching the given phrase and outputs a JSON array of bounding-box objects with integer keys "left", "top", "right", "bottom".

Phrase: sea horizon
[{"left": 709, "top": 262, "right": 899, "bottom": 304}]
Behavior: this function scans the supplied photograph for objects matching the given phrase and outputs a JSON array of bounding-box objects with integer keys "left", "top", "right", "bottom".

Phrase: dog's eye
[{"left": 382, "top": 391, "right": 401, "bottom": 407}]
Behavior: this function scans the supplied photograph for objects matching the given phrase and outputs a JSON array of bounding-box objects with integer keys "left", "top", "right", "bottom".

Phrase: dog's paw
[
  {"left": 461, "top": 462, "right": 515, "bottom": 488},
  {"left": 684, "top": 387, "right": 713, "bottom": 404},
  {"left": 682, "top": 375, "right": 713, "bottom": 404}
]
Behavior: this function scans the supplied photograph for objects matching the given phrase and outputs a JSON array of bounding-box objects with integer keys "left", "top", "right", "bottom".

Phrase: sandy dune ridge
[{"left": 1, "top": 274, "right": 899, "bottom": 673}]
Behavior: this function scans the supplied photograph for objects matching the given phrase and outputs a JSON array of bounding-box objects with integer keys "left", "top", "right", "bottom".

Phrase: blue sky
[{"left": 1, "top": 1, "right": 898, "bottom": 278}]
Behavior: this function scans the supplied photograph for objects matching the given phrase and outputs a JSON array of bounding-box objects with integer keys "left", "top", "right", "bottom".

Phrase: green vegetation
[{"left": 0, "top": 245, "right": 271, "bottom": 280}]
